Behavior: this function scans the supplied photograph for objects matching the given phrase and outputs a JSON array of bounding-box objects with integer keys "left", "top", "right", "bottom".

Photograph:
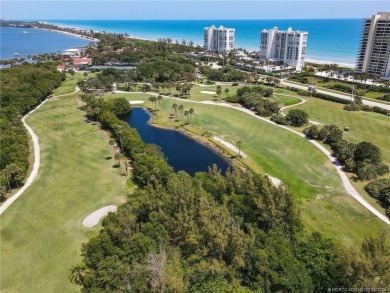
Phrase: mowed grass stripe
[{"left": 0, "top": 93, "right": 127, "bottom": 293}]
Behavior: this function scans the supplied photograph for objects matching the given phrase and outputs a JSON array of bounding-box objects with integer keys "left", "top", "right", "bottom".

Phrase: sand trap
[
  {"left": 83, "top": 205, "right": 117, "bottom": 227},
  {"left": 266, "top": 174, "right": 282, "bottom": 187},
  {"left": 214, "top": 136, "right": 248, "bottom": 158},
  {"left": 129, "top": 100, "right": 144, "bottom": 104},
  {"left": 201, "top": 91, "right": 217, "bottom": 95}
]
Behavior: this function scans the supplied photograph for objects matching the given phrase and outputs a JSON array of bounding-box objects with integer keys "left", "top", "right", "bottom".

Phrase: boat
[{"left": 21, "top": 31, "right": 31, "bottom": 34}]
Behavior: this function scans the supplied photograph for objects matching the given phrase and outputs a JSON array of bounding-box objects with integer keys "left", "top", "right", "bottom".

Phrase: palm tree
[
  {"left": 216, "top": 85, "right": 222, "bottom": 100},
  {"left": 224, "top": 88, "right": 230, "bottom": 97},
  {"left": 189, "top": 108, "right": 194, "bottom": 123},
  {"left": 354, "top": 89, "right": 365, "bottom": 105},
  {"left": 69, "top": 265, "right": 86, "bottom": 286},
  {"left": 236, "top": 140, "right": 243, "bottom": 157},
  {"left": 149, "top": 96, "right": 157, "bottom": 109},
  {"left": 157, "top": 95, "right": 162, "bottom": 105},
  {"left": 184, "top": 110, "right": 189, "bottom": 124},
  {"left": 83, "top": 72, "right": 88, "bottom": 80},
  {"left": 172, "top": 103, "right": 178, "bottom": 118},
  {"left": 179, "top": 105, "right": 184, "bottom": 120}
]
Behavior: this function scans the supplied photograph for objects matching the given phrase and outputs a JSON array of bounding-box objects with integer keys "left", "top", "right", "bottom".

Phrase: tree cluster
[
  {"left": 365, "top": 179, "right": 390, "bottom": 218},
  {"left": 226, "top": 86, "right": 278, "bottom": 117},
  {"left": 200, "top": 65, "right": 246, "bottom": 82},
  {"left": 0, "top": 62, "right": 64, "bottom": 196},
  {"left": 71, "top": 100, "right": 390, "bottom": 292},
  {"left": 303, "top": 125, "right": 389, "bottom": 180}
]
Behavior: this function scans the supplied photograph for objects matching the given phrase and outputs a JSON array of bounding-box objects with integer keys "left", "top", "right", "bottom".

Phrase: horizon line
[{"left": 3, "top": 17, "right": 365, "bottom": 21}]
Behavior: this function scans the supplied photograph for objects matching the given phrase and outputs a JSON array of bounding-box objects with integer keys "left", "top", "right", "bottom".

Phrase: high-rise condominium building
[
  {"left": 204, "top": 25, "right": 235, "bottom": 53},
  {"left": 356, "top": 12, "right": 390, "bottom": 78},
  {"left": 259, "top": 27, "right": 308, "bottom": 71}
]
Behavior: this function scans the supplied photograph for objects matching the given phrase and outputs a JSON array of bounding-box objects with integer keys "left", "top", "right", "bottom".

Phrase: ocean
[
  {"left": 47, "top": 19, "right": 363, "bottom": 66},
  {"left": 0, "top": 27, "right": 90, "bottom": 60}
]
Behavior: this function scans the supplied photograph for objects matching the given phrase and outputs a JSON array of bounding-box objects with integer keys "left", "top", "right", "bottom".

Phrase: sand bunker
[
  {"left": 201, "top": 91, "right": 217, "bottom": 95},
  {"left": 129, "top": 100, "right": 145, "bottom": 104},
  {"left": 83, "top": 205, "right": 117, "bottom": 227},
  {"left": 266, "top": 174, "right": 282, "bottom": 187},
  {"left": 213, "top": 136, "right": 247, "bottom": 158}
]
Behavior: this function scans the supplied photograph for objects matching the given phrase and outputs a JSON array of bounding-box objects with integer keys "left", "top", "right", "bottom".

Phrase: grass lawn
[
  {"left": 287, "top": 96, "right": 390, "bottom": 166},
  {"left": 0, "top": 93, "right": 129, "bottom": 293},
  {"left": 104, "top": 92, "right": 390, "bottom": 247},
  {"left": 52, "top": 72, "right": 96, "bottom": 96}
]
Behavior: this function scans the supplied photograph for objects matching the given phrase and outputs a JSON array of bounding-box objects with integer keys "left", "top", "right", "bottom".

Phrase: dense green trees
[
  {"left": 0, "top": 63, "right": 64, "bottom": 196},
  {"left": 303, "top": 125, "right": 389, "bottom": 181},
  {"left": 365, "top": 179, "right": 390, "bottom": 217},
  {"left": 226, "top": 86, "right": 279, "bottom": 117},
  {"left": 285, "top": 109, "right": 309, "bottom": 127},
  {"left": 73, "top": 90, "right": 390, "bottom": 292}
]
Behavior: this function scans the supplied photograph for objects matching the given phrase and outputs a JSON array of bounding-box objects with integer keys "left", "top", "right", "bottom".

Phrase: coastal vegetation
[
  {"left": 0, "top": 62, "right": 64, "bottom": 198},
  {"left": 2, "top": 28, "right": 390, "bottom": 292},
  {"left": 0, "top": 89, "right": 128, "bottom": 292},
  {"left": 72, "top": 91, "right": 390, "bottom": 292}
]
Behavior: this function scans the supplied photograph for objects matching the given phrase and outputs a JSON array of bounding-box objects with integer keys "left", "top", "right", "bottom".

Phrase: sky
[{"left": 1, "top": 0, "right": 389, "bottom": 20}]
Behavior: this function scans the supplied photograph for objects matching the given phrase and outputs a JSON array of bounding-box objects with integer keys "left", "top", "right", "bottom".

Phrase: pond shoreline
[{"left": 130, "top": 106, "right": 248, "bottom": 173}]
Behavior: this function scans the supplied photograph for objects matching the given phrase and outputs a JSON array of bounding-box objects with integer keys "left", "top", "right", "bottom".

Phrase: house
[{"left": 56, "top": 65, "right": 65, "bottom": 72}]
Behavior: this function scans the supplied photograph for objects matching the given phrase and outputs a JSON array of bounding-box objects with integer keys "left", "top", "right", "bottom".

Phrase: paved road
[{"left": 281, "top": 80, "right": 390, "bottom": 111}]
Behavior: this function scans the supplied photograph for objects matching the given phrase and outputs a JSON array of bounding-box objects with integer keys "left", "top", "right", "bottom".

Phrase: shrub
[
  {"left": 231, "top": 82, "right": 239, "bottom": 86},
  {"left": 225, "top": 95, "right": 241, "bottom": 103},
  {"left": 286, "top": 109, "right": 309, "bottom": 127},
  {"left": 360, "top": 105, "right": 372, "bottom": 112},
  {"left": 343, "top": 104, "right": 361, "bottom": 111},
  {"left": 297, "top": 90, "right": 312, "bottom": 96},
  {"left": 256, "top": 108, "right": 273, "bottom": 117},
  {"left": 303, "top": 125, "right": 319, "bottom": 139},
  {"left": 317, "top": 125, "right": 343, "bottom": 144},
  {"left": 365, "top": 179, "right": 390, "bottom": 200},
  {"left": 378, "top": 94, "right": 390, "bottom": 102},
  {"left": 270, "top": 115, "right": 288, "bottom": 125}
]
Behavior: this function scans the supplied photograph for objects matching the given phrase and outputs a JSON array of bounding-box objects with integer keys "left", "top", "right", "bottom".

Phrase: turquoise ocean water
[
  {"left": 1, "top": 19, "right": 363, "bottom": 65},
  {"left": 48, "top": 19, "right": 363, "bottom": 65}
]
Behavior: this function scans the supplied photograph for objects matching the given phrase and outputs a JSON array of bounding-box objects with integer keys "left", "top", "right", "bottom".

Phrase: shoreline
[
  {"left": 39, "top": 27, "right": 99, "bottom": 42},
  {"left": 44, "top": 21, "right": 357, "bottom": 68},
  {"left": 134, "top": 106, "right": 245, "bottom": 171},
  {"left": 305, "top": 58, "right": 355, "bottom": 68}
]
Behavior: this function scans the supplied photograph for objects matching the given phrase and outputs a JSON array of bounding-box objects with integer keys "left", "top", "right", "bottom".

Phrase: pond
[{"left": 124, "top": 107, "right": 230, "bottom": 175}]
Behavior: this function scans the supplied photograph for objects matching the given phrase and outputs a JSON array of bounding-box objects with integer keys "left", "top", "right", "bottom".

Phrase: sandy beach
[{"left": 40, "top": 27, "right": 99, "bottom": 42}]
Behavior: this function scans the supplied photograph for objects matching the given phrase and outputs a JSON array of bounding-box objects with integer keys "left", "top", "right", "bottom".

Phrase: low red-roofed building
[{"left": 56, "top": 65, "right": 65, "bottom": 71}]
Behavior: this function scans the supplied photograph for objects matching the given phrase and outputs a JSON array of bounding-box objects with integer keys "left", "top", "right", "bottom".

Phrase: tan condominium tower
[
  {"left": 204, "top": 25, "right": 235, "bottom": 53},
  {"left": 356, "top": 12, "right": 390, "bottom": 78},
  {"left": 259, "top": 27, "right": 308, "bottom": 71}
]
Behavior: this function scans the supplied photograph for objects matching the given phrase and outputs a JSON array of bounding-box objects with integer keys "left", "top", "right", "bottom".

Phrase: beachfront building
[
  {"left": 62, "top": 48, "right": 81, "bottom": 57},
  {"left": 204, "top": 25, "right": 235, "bottom": 53},
  {"left": 355, "top": 12, "right": 390, "bottom": 78},
  {"left": 259, "top": 27, "right": 308, "bottom": 71}
]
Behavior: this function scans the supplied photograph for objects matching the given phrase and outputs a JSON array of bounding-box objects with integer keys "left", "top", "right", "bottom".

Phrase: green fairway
[
  {"left": 0, "top": 93, "right": 128, "bottom": 293},
  {"left": 52, "top": 72, "right": 96, "bottom": 96},
  {"left": 287, "top": 95, "right": 390, "bottom": 166},
  {"left": 104, "top": 92, "right": 390, "bottom": 246}
]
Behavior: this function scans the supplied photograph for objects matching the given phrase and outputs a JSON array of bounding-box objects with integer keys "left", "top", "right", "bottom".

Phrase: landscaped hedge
[{"left": 286, "top": 86, "right": 352, "bottom": 104}]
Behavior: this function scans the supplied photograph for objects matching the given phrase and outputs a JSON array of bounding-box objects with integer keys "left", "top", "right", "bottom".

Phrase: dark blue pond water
[{"left": 124, "top": 107, "right": 229, "bottom": 175}]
